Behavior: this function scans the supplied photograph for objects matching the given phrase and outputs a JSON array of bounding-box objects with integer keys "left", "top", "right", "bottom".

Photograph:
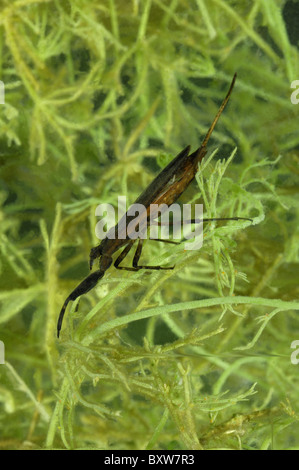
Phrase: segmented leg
[
  {"left": 57, "top": 269, "right": 106, "bottom": 337},
  {"left": 114, "top": 239, "right": 175, "bottom": 271},
  {"left": 114, "top": 240, "right": 139, "bottom": 271},
  {"left": 132, "top": 239, "right": 174, "bottom": 270}
]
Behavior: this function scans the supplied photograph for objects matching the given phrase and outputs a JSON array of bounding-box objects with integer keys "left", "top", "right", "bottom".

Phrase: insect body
[{"left": 57, "top": 73, "right": 250, "bottom": 337}]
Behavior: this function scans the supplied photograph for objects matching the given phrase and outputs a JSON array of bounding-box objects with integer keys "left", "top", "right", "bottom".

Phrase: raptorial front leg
[{"left": 57, "top": 268, "right": 106, "bottom": 338}]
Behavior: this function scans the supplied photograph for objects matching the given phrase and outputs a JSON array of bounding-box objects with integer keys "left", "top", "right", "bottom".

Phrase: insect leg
[
  {"left": 132, "top": 239, "right": 175, "bottom": 270},
  {"left": 114, "top": 240, "right": 140, "bottom": 271},
  {"left": 57, "top": 269, "right": 106, "bottom": 338},
  {"left": 148, "top": 238, "right": 181, "bottom": 245},
  {"left": 182, "top": 217, "right": 253, "bottom": 223},
  {"left": 148, "top": 220, "right": 182, "bottom": 245},
  {"left": 114, "top": 239, "right": 175, "bottom": 271},
  {"left": 154, "top": 217, "right": 252, "bottom": 226}
]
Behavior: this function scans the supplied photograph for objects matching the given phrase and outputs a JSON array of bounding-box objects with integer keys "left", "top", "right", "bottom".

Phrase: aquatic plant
[{"left": 0, "top": 0, "right": 299, "bottom": 450}]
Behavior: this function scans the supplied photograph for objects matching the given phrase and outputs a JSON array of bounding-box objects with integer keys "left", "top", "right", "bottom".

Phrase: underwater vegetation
[{"left": 0, "top": 0, "right": 299, "bottom": 450}]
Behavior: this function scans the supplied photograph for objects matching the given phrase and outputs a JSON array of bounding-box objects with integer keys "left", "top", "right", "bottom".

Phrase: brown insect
[{"left": 57, "top": 73, "right": 251, "bottom": 337}]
